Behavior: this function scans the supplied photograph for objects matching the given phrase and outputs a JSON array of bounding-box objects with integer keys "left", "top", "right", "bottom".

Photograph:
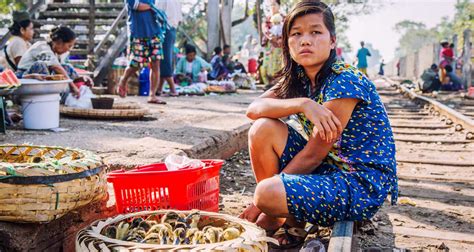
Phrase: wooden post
[
  {"left": 256, "top": 0, "right": 262, "bottom": 45},
  {"left": 88, "top": 0, "right": 96, "bottom": 72},
  {"left": 452, "top": 34, "right": 458, "bottom": 58},
  {"left": 207, "top": 0, "right": 220, "bottom": 60},
  {"left": 221, "top": 0, "right": 232, "bottom": 47},
  {"left": 462, "top": 29, "right": 472, "bottom": 89}
]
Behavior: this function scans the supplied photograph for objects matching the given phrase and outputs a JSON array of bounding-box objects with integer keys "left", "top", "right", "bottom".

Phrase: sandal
[
  {"left": 147, "top": 98, "right": 167, "bottom": 105},
  {"left": 162, "top": 92, "right": 179, "bottom": 97},
  {"left": 268, "top": 224, "right": 317, "bottom": 250}
]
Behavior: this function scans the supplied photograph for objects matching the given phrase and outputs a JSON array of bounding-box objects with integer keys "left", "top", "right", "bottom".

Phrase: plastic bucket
[{"left": 21, "top": 94, "right": 60, "bottom": 130}]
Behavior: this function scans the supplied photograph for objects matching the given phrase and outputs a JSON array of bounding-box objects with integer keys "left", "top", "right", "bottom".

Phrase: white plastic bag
[
  {"left": 65, "top": 85, "right": 96, "bottom": 108},
  {"left": 164, "top": 154, "right": 205, "bottom": 171}
]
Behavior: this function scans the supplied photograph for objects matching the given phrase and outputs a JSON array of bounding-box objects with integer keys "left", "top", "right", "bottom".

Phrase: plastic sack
[
  {"left": 300, "top": 239, "right": 325, "bottom": 252},
  {"left": 164, "top": 154, "right": 205, "bottom": 171},
  {"left": 65, "top": 85, "right": 96, "bottom": 108}
]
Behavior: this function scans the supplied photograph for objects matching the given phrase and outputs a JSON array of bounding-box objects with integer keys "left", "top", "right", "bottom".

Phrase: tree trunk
[
  {"left": 256, "top": 0, "right": 262, "bottom": 45},
  {"left": 207, "top": 0, "right": 220, "bottom": 59},
  {"left": 221, "top": 0, "right": 232, "bottom": 47},
  {"left": 462, "top": 29, "right": 472, "bottom": 89},
  {"left": 452, "top": 34, "right": 458, "bottom": 57}
]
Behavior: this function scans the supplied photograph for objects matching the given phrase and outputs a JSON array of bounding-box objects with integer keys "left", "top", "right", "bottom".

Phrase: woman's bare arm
[
  {"left": 281, "top": 98, "right": 359, "bottom": 174},
  {"left": 247, "top": 87, "right": 342, "bottom": 142},
  {"left": 50, "top": 65, "right": 80, "bottom": 97}
]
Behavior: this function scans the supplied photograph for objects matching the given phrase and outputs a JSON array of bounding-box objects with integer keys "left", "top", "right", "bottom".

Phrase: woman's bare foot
[
  {"left": 239, "top": 203, "right": 262, "bottom": 222},
  {"left": 256, "top": 213, "right": 286, "bottom": 231}
]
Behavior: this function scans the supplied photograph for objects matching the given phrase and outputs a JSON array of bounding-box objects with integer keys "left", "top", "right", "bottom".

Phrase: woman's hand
[
  {"left": 302, "top": 99, "right": 342, "bottom": 142},
  {"left": 70, "top": 83, "right": 81, "bottom": 99}
]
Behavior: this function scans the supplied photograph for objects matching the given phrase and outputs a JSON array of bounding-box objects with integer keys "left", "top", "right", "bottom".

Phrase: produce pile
[{"left": 101, "top": 210, "right": 243, "bottom": 245}]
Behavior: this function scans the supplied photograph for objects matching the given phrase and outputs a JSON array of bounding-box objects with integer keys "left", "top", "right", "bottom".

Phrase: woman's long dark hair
[{"left": 273, "top": 1, "right": 337, "bottom": 99}]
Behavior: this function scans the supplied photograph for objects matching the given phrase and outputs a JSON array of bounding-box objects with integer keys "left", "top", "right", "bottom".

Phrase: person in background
[
  {"left": 442, "top": 65, "right": 462, "bottom": 91},
  {"left": 336, "top": 47, "right": 344, "bottom": 62},
  {"left": 420, "top": 64, "right": 441, "bottom": 93},
  {"left": 155, "top": 0, "right": 183, "bottom": 97},
  {"left": 439, "top": 40, "right": 454, "bottom": 84},
  {"left": 17, "top": 26, "right": 81, "bottom": 98},
  {"left": 174, "top": 44, "right": 211, "bottom": 84},
  {"left": 209, "top": 46, "right": 229, "bottom": 81},
  {"left": 261, "top": 0, "right": 284, "bottom": 90},
  {"left": 396, "top": 60, "right": 400, "bottom": 76},
  {"left": 356, "top": 41, "right": 371, "bottom": 76},
  {"left": 257, "top": 51, "right": 265, "bottom": 83},
  {"left": 117, "top": 0, "right": 165, "bottom": 104},
  {"left": 222, "top": 44, "right": 235, "bottom": 73},
  {"left": 1, "top": 11, "right": 34, "bottom": 72},
  {"left": 378, "top": 59, "right": 385, "bottom": 76}
]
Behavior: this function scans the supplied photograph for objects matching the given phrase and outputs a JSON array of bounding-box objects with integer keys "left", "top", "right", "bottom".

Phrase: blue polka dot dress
[{"left": 278, "top": 62, "right": 398, "bottom": 227}]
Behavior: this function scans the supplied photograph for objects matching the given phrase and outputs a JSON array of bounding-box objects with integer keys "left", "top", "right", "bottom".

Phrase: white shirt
[
  {"left": 0, "top": 36, "right": 31, "bottom": 70},
  {"left": 155, "top": 0, "right": 183, "bottom": 28},
  {"left": 185, "top": 61, "right": 193, "bottom": 74},
  {"left": 18, "top": 41, "right": 61, "bottom": 70}
]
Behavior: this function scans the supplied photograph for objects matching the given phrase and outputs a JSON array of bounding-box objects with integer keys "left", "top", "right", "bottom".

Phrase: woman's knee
[
  {"left": 249, "top": 118, "right": 284, "bottom": 142},
  {"left": 254, "top": 176, "right": 287, "bottom": 214}
]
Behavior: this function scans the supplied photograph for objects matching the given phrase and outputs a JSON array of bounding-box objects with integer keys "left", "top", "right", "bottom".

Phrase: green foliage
[
  {"left": 453, "top": 0, "right": 474, "bottom": 47},
  {"left": 0, "top": 0, "right": 27, "bottom": 14},
  {"left": 395, "top": 0, "right": 473, "bottom": 57}
]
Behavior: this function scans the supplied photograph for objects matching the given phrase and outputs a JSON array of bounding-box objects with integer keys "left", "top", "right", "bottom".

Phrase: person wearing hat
[{"left": 0, "top": 11, "right": 34, "bottom": 71}]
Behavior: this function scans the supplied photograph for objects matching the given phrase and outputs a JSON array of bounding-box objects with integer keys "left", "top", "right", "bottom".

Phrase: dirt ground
[{"left": 2, "top": 92, "right": 258, "bottom": 167}]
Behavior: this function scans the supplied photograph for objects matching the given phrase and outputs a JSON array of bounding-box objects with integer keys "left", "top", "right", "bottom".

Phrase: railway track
[{"left": 327, "top": 78, "right": 474, "bottom": 251}]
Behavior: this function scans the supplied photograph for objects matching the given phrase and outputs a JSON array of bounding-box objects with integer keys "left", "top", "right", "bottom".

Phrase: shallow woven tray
[
  {"left": 60, "top": 102, "right": 149, "bottom": 120},
  {"left": 0, "top": 145, "right": 107, "bottom": 223},
  {"left": 76, "top": 210, "right": 277, "bottom": 251}
]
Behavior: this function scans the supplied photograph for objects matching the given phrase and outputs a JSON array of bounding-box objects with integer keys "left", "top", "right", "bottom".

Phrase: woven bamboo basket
[
  {"left": 76, "top": 210, "right": 278, "bottom": 251},
  {"left": 0, "top": 144, "right": 107, "bottom": 223},
  {"left": 60, "top": 102, "right": 149, "bottom": 120}
]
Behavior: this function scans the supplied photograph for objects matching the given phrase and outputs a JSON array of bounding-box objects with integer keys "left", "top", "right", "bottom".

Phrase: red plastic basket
[{"left": 107, "top": 160, "right": 223, "bottom": 213}]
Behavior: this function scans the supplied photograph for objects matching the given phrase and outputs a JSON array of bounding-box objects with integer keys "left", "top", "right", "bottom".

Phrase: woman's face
[
  {"left": 53, "top": 39, "right": 76, "bottom": 55},
  {"left": 21, "top": 22, "right": 34, "bottom": 41},
  {"left": 288, "top": 13, "right": 336, "bottom": 68},
  {"left": 186, "top": 52, "right": 196, "bottom": 62},
  {"left": 271, "top": 1, "right": 280, "bottom": 15}
]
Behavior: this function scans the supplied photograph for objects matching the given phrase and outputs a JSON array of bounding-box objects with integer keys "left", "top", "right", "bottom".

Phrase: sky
[{"left": 345, "top": 0, "right": 458, "bottom": 62}]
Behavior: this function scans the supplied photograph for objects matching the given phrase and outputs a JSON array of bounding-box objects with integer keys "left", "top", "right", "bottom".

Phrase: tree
[
  {"left": 394, "top": 0, "right": 473, "bottom": 57},
  {"left": 177, "top": 0, "right": 375, "bottom": 59},
  {"left": 0, "top": 0, "right": 27, "bottom": 14},
  {"left": 278, "top": 0, "right": 376, "bottom": 52},
  {"left": 394, "top": 20, "right": 438, "bottom": 57},
  {"left": 452, "top": 0, "right": 474, "bottom": 48}
]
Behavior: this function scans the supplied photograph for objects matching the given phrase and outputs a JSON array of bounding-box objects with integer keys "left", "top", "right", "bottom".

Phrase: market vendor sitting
[
  {"left": 0, "top": 11, "right": 34, "bottom": 72},
  {"left": 174, "top": 44, "right": 212, "bottom": 85},
  {"left": 16, "top": 26, "right": 95, "bottom": 100}
]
